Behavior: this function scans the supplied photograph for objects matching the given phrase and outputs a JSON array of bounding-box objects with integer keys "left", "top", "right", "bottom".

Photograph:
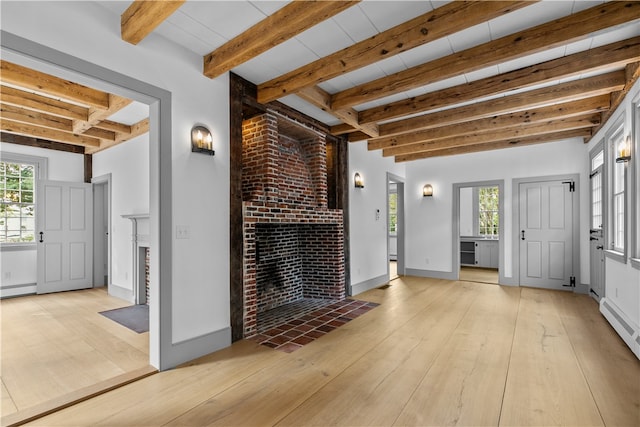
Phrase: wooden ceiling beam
[
  {"left": 257, "top": 1, "right": 531, "bottom": 103},
  {"left": 0, "top": 132, "right": 85, "bottom": 154},
  {"left": 395, "top": 129, "right": 592, "bottom": 162},
  {"left": 369, "top": 95, "right": 610, "bottom": 150},
  {"left": 0, "top": 61, "right": 109, "bottom": 109},
  {"left": 0, "top": 85, "right": 88, "bottom": 121},
  {"left": 297, "top": 86, "right": 379, "bottom": 137},
  {"left": 383, "top": 114, "right": 600, "bottom": 157},
  {"left": 1, "top": 119, "right": 101, "bottom": 147},
  {"left": 205, "top": 1, "right": 360, "bottom": 80},
  {"left": 379, "top": 70, "right": 625, "bottom": 138},
  {"left": 331, "top": 1, "right": 640, "bottom": 110},
  {"left": 85, "top": 118, "right": 149, "bottom": 154},
  {"left": 121, "top": 0, "right": 185, "bottom": 45},
  {"left": 360, "top": 36, "right": 640, "bottom": 125},
  {"left": 587, "top": 61, "right": 640, "bottom": 143},
  {"left": 1, "top": 104, "right": 73, "bottom": 133},
  {"left": 92, "top": 120, "right": 132, "bottom": 134},
  {"left": 72, "top": 94, "right": 132, "bottom": 134}
]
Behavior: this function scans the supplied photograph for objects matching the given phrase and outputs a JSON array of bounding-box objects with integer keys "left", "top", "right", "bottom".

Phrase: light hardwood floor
[
  {"left": 459, "top": 266, "right": 499, "bottom": 284},
  {"left": 20, "top": 277, "right": 640, "bottom": 426},
  {"left": 1, "top": 288, "right": 151, "bottom": 424}
]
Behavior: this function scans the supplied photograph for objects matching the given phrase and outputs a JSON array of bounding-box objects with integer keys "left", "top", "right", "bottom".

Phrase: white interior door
[
  {"left": 519, "top": 180, "right": 574, "bottom": 290},
  {"left": 37, "top": 180, "right": 93, "bottom": 294}
]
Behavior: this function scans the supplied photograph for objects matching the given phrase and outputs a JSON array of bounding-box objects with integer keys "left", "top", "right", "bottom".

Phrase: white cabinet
[
  {"left": 477, "top": 240, "right": 498, "bottom": 269},
  {"left": 460, "top": 238, "right": 498, "bottom": 268}
]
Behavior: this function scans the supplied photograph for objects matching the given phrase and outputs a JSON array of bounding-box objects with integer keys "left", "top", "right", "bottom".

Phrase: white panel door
[
  {"left": 519, "top": 180, "right": 574, "bottom": 290},
  {"left": 37, "top": 180, "right": 93, "bottom": 294}
]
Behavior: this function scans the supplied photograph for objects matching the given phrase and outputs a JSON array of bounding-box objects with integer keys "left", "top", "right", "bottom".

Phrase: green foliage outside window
[
  {"left": 389, "top": 192, "right": 397, "bottom": 234},
  {"left": 1, "top": 161, "right": 35, "bottom": 243},
  {"left": 478, "top": 186, "right": 499, "bottom": 236}
]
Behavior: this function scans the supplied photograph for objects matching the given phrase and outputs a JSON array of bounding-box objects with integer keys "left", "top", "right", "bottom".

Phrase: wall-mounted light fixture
[
  {"left": 423, "top": 184, "right": 433, "bottom": 197},
  {"left": 616, "top": 134, "right": 631, "bottom": 163},
  {"left": 191, "top": 125, "right": 214, "bottom": 156},
  {"left": 354, "top": 172, "right": 364, "bottom": 188}
]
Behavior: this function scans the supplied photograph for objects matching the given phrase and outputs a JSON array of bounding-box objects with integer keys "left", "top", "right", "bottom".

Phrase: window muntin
[
  {"left": 590, "top": 146, "right": 604, "bottom": 230},
  {"left": 478, "top": 186, "right": 499, "bottom": 237},
  {"left": 1, "top": 161, "right": 36, "bottom": 243}
]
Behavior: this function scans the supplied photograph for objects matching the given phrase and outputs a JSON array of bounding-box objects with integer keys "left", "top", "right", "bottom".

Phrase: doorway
[
  {"left": 387, "top": 173, "right": 405, "bottom": 280},
  {"left": 93, "top": 174, "right": 110, "bottom": 289},
  {"left": 589, "top": 144, "right": 605, "bottom": 300},
  {"left": 514, "top": 174, "right": 580, "bottom": 291},
  {"left": 453, "top": 181, "right": 504, "bottom": 285}
]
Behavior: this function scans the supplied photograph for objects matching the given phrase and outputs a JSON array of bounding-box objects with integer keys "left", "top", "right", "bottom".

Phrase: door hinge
[
  {"left": 562, "top": 181, "right": 575, "bottom": 192},
  {"left": 563, "top": 276, "right": 576, "bottom": 288}
]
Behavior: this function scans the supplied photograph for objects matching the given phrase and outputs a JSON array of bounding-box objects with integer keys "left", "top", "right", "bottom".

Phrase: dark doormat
[{"left": 99, "top": 304, "right": 149, "bottom": 333}]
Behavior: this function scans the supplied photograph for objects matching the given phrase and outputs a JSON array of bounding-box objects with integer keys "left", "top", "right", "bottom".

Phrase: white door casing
[
  {"left": 37, "top": 180, "right": 93, "bottom": 294},
  {"left": 519, "top": 179, "right": 574, "bottom": 290}
]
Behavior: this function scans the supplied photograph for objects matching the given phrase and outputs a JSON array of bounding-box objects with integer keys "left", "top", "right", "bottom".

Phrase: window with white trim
[
  {"left": 0, "top": 152, "right": 47, "bottom": 246},
  {"left": 609, "top": 126, "right": 625, "bottom": 253},
  {"left": 478, "top": 186, "right": 499, "bottom": 237}
]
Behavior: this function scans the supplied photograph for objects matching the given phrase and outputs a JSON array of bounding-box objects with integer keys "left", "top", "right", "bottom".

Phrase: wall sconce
[
  {"left": 354, "top": 172, "right": 364, "bottom": 188},
  {"left": 191, "top": 125, "right": 214, "bottom": 156},
  {"left": 423, "top": 184, "right": 433, "bottom": 197},
  {"left": 616, "top": 134, "right": 631, "bottom": 163}
]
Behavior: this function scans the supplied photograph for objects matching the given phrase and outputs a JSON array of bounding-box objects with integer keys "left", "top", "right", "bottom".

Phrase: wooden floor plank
[
  {"left": 394, "top": 285, "right": 520, "bottom": 426},
  {"left": 499, "top": 287, "right": 604, "bottom": 426},
  {"left": 553, "top": 292, "right": 640, "bottom": 427}
]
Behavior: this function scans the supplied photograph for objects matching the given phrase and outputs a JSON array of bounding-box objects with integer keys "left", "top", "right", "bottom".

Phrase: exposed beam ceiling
[{"left": 0, "top": 60, "right": 149, "bottom": 154}]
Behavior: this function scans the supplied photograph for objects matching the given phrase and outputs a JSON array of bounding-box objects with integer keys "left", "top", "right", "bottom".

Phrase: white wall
[
  {"left": 586, "top": 79, "right": 640, "bottom": 358},
  {"left": 403, "top": 139, "right": 590, "bottom": 283},
  {"left": 0, "top": 142, "right": 84, "bottom": 297},
  {"left": 349, "top": 141, "right": 405, "bottom": 293},
  {"left": 1, "top": 1, "right": 231, "bottom": 363},
  {"left": 459, "top": 187, "right": 473, "bottom": 236},
  {"left": 92, "top": 134, "right": 149, "bottom": 298}
]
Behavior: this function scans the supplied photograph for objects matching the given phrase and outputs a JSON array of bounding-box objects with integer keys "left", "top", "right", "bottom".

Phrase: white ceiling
[{"left": 96, "top": 0, "right": 639, "bottom": 127}]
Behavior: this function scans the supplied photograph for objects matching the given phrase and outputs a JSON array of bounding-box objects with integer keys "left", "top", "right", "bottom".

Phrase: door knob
[{"left": 596, "top": 245, "right": 603, "bottom": 250}]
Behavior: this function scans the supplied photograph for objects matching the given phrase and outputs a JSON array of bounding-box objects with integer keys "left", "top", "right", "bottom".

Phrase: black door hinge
[
  {"left": 563, "top": 276, "right": 576, "bottom": 288},
  {"left": 562, "top": 181, "right": 575, "bottom": 192}
]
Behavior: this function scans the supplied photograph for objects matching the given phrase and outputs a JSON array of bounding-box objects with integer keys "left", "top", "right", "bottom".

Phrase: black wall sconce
[
  {"left": 354, "top": 172, "right": 364, "bottom": 188},
  {"left": 616, "top": 134, "right": 631, "bottom": 163},
  {"left": 423, "top": 184, "right": 433, "bottom": 197},
  {"left": 191, "top": 125, "right": 214, "bottom": 155}
]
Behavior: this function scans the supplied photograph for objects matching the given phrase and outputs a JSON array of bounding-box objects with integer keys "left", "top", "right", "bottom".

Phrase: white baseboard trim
[
  {"left": 163, "top": 327, "right": 232, "bottom": 369},
  {"left": 405, "top": 268, "right": 456, "bottom": 281},
  {"left": 109, "top": 284, "right": 135, "bottom": 304},
  {"left": 351, "top": 274, "right": 389, "bottom": 296},
  {"left": 0, "top": 283, "right": 36, "bottom": 298},
  {"left": 600, "top": 297, "right": 639, "bottom": 360}
]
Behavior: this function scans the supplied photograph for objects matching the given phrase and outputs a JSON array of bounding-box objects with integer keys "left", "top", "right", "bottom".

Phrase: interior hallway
[{"left": 24, "top": 276, "right": 640, "bottom": 426}]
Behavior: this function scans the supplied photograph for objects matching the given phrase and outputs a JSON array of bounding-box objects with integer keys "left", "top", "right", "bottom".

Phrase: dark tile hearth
[{"left": 248, "top": 298, "right": 379, "bottom": 353}]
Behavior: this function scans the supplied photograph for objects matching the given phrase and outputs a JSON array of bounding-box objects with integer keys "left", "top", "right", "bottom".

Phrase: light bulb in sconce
[
  {"left": 354, "top": 172, "right": 364, "bottom": 188},
  {"left": 423, "top": 184, "right": 433, "bottom": 197},
  {"left": 616, "top": 135, "right": 631, "bottom": 163},
  {"left": 191, "top": 125, "right": 215, "bottom": 156}
]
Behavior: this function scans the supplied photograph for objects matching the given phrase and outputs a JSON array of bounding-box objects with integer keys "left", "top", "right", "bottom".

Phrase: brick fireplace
[{"left": 241, "top": 110, "right": 345, "bottom": 338}]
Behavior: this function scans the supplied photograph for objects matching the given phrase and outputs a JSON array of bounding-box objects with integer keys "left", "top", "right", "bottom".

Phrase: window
[
  {"left": 609, "top": 126, "right": 626, "bottom": 253},
  {"left": 590, "top": 148, "right": 604, "bottom": 230},
  {"left": 478, "top": 186, "right": 499, "bottom": 237},
  {"left": 388, "top": 191, "right": 397, "bottom": 234},
  {"left": 0, "top": 153, "right": 47, "bottom": 246}
]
